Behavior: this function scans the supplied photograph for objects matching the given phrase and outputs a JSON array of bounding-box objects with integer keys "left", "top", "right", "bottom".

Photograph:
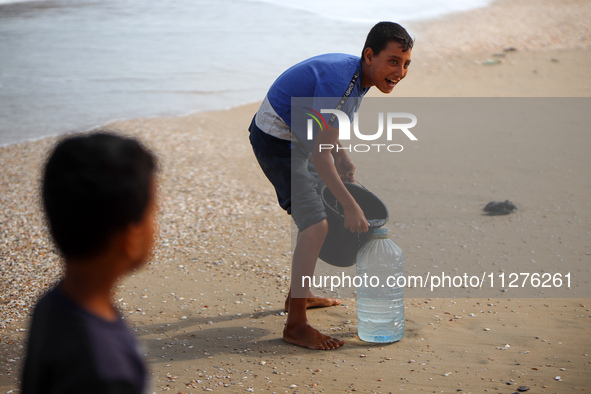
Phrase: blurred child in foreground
[{"left": 22, "top": 131, "right": 158, "bottom": 394}]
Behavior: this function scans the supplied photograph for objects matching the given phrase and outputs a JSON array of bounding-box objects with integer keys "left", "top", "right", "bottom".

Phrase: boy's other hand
[
  {"left": 344, "top": 203, "right": 369, "bottom": 233},
  {"left": 335, "top": 155, "right": 355, "bottom": 182}
]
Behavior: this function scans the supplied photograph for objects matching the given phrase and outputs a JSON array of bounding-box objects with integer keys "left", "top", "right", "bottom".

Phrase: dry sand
[{"left": 1, "top": 0, "right": 591, "bottom": 392}]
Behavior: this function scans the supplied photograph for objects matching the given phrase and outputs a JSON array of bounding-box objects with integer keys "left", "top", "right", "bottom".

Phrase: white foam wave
[
  {"left": 0, "top": 0, "right": 45, "bottom": 5},
  {"left": 247, "top": 0, "right": 492, "bottom": 24}
]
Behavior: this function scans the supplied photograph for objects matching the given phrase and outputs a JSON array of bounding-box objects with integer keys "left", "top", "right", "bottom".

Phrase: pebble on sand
[{"left": 483, "top": 200, "right": 518, "bottom": 215}]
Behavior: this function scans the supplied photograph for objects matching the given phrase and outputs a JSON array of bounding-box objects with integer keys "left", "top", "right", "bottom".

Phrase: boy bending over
[{"left": 249, "top": 22, "right": 412, "bottom": 350}]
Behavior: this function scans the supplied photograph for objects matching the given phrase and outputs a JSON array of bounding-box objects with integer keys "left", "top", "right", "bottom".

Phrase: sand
[{"left": 1, "top": 0, "right": 591, "bottom": 392}]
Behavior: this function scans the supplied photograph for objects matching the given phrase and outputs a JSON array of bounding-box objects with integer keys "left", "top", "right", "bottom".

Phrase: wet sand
[{"left": 1, "top": 0, "right": 591, "bottom": 392}]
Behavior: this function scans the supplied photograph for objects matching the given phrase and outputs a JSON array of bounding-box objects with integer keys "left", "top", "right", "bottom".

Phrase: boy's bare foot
[
  {"left": 283, "top": 322, "right": 345, "bottom": 350},
  {"left": 284, "top": 291, "right": 341, "bottom": 311}
]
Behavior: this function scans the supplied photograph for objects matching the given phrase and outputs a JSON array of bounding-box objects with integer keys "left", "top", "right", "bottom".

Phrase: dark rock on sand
[{"left": 483, "top": 200, "right": 517, "bottom": 215}]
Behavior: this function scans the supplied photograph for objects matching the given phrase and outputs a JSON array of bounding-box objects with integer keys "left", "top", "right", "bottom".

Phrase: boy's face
[{"left": 363, "top": 41, "right": 412, "bottom": 93}]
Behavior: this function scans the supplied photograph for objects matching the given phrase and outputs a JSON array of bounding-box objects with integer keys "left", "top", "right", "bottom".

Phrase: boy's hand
[
  {"left": 334, "top": 154, "right": 356, "bottom": 182},
  {"left": 343, "top": 203, "right": 369, "bottom": 233},
  {"left": 313, "top": 128, "right": 368, "bottom": 233}
]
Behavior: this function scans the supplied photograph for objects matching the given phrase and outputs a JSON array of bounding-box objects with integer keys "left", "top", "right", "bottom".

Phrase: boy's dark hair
[
  {"left": 42, "top": 131, "right": 157, "bottom": 260},
  {"left": 362, "top": 21, "right": 413, "bottom": 61}
]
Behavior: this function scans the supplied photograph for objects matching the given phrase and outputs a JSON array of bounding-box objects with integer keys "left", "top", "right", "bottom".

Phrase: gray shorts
[
  {"left": 290, "top": 144, "right": 327, "bottom": 231},
  {"left": 249, "top": 116, "right": 327, "bottom": 231}
]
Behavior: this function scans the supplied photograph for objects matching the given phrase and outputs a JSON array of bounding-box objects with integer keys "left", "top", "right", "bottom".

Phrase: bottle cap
[{"left": 373, "top": 227, "right": 388, "bottom": 237}]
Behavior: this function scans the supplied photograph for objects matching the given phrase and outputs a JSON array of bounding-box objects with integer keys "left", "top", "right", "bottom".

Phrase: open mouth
[{"left": 385, "top": 77, "right": 398, "bottom": 87}]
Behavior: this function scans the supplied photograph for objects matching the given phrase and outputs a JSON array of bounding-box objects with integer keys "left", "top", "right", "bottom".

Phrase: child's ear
[
  {"left": 122, "top": 179, "right": 158, "bottom": 269},
  {"left": 122, "top": 221, "right": 151, "bottom": 266},
  {"left": 364, "top": 47, "right": 374, "bottom": 63}
]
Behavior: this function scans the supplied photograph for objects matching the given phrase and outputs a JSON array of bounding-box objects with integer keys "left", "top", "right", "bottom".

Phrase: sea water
[{"left": 0, "top": 0, "right": 491, "bottom": 146}]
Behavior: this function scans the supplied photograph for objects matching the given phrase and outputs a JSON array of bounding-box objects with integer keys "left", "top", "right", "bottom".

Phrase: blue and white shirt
[{"left": 255, "top": 53, "right": 370, "bottom": 149}]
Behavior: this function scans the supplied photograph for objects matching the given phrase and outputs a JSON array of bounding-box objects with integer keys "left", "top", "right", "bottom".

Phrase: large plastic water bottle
[{"left": 356, "top": 227, "right": 405, "bottom": 343}]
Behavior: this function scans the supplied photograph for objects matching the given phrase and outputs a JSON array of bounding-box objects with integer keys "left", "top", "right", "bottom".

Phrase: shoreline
[
  {"left": 0, "top": 101, "right": 264, "bottom": 149},
  {"left": 2, "top": 0, "right": 591, "bottom": 148},
  {"left": 2, "top": 0, "right": 591, "bottom": 392},
  {"left": 2, "top": 44, "right": 590, "bottom": 149}
]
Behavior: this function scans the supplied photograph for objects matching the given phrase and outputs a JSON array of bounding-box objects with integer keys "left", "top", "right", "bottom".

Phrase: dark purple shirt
[{"left": 22, "top": 285, "right": 147, "bottom": 394}]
